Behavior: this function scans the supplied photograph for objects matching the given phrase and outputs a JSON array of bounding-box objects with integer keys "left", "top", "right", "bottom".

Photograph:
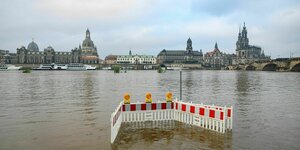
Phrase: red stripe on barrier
[
  {"left": 220, "top": 112, "right": 224, "bottom": 120},
  {"left": 182, "top": 104, "right": 186, "bottom": 111},
  {"left": 176, "top": 103, "right": 178, "bottom": 110},
  {"left": 161, "top": 103, "right": 166, "bottom": 109},
  {"left": 209, "top": 109, "right": 215, "bottom": 118},
  {"left": 190, "top": 106, "right": 195, "bottom": 113},
  {"left": 130, "top": 104, "right": 136, "bottom": 111},
  {"left": 122, "top": 105, "right": 125, "bottom": 111},
  {"left": 151, "top": 103, "right": 157, "bottom": 110},
  {"left": 200, "top": 107, "right": 205, "bottom": 116},
  {"left": 171, "top": 102, "right": 174, "bottom": 109},
  {"left": 141, "top": 104, "right": 146, "bottom": 110},
  {"left": 227, "top": 109, "right": 231, "bottom": 117}
]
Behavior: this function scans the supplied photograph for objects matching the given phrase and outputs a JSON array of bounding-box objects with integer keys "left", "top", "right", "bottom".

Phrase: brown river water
[{"left": 0, "top": 70, "right": 299, "bottom": 149}]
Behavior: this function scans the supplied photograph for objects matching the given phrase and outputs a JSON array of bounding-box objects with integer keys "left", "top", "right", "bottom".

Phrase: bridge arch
[
  {"left": 291, "top": 63, "right": 300, "bottom": 72},
  {"left": 262, "top": 63, "right": 277, "bottom": 71},
  {"left": 245, "top": 65, "right": 256, "bottom": 71}
]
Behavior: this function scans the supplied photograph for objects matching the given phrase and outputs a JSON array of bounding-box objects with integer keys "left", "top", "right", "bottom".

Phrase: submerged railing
[{"left": 111, "top": 93, "right": 233, "bottom": 144}]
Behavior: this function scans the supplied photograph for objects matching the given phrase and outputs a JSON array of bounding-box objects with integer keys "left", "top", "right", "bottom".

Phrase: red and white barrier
[
  {"left": 110, "top": 101, "right": 123, "bottom": 143},
  {"left": 173, "top": 100, "right": 233, "bottom": 133},
  {"left": 111, "top": 99, "right": 233, "bottom": 143}
]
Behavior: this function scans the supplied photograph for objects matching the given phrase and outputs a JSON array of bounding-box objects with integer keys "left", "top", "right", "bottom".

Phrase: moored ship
[
  {"left": 67, "top": 63, "right": 96, "bottom": 71},
  {"left": 33, "top": 63, "right": 67, "bottom": 70}
]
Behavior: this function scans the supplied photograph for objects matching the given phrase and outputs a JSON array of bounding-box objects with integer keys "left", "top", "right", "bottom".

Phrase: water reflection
[
  {"left": 235, "top": 71, "right": 250, "bottom": 96},
  {"left": 235, "top": 71, "right": 251, "bottom": 120},
  {"left": 81, "top": 73, "right": 97, "bottom": 127},
  {"left": 113, "top": 121, "right": 232, "bottom": 150},
  {"left": 184, "top": 71, "right": 194, "bottom": 102},
  {"left": 211, "top": 72, "right": 221, "bottom": 97}
]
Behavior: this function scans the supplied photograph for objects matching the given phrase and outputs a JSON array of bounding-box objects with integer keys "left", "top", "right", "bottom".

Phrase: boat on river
[
  {"left": 84, "top": 64, "right": 96, "bottom": 70},
  {"left": 33, "top": 63, "right": 68, "bottom": 70},
  {"left": 67, "top": 63, "right": 96, "bottom": 71},
  {"left": 0, "top": 64, "right": 21, "bottom": 71}
]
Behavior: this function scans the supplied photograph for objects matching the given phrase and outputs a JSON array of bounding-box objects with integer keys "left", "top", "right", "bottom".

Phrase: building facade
[
  {"left": 12, "top": 29, "right": 99, "bottom": 64},
  {"left": 157, "top": 38, "right": 203, "bottom": 64},
  {"left": 16, "top": 44, "right": 80, "bottom": 64},
  {"left": 236, "top": 23, "right": 269, "bottom": 64},
  {"left": 0, "top": 49, "right": 18, "bottom": 64},
  {"left": 116, "top": 51, "right": 156, "bottom": 65},
  {"left": 104, "top": 55, "right": 118, "bottom": 64},
  {"left": 204, "top": 42, "right": 232, "bottom": 69}
]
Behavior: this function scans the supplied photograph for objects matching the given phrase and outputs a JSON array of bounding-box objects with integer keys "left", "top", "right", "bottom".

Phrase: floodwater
[{"left": 0, "top": 70, "right": 299, "bottom": 150}]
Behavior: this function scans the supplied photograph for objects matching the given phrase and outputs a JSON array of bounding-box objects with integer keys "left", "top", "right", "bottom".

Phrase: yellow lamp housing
[
  {"left": 124, "top": 93, "right": 130, "bottom": 104},
  {"left": 166, "top": 92, "right": 173, "bottom": 102},
  {"left": 145, "top": 92, "right": 152, "bottom": 103}
]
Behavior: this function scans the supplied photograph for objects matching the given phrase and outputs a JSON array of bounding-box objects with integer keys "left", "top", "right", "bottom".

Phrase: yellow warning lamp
[
  {"left": 145, "top": 92, "right": 152, "bottom": 103},
  {"left": 166, "top": 92, "right": 173, "bottom": 102},
  {"left": 124, "top": 93, "right": 130, "bottom": 104}
]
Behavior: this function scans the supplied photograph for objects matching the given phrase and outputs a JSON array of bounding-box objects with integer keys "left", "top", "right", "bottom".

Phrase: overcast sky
[{"left": 0, "top": 0, "right": 299, "bottom": 59}]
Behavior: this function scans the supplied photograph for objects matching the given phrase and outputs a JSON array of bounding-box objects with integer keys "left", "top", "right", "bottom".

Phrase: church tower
[
  {"left": 80, "top": 28, "right": 99, "bottom": 64},
  {"left": 235, "top": 22, "right": 266, "bottom": 64},
  {"left": 186, "top": 38, "right": 193, "bottom": 53},
  {"left": 236, "top": 22, "right": 249, "bottom": 50},
  {"left": 215, "top": 42, "right": 218, "bottom": 50}
]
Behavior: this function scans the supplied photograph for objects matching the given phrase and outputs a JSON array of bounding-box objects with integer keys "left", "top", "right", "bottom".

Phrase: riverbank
[{"left": 5, "top": 63, "right": 300, "bottom": 72}]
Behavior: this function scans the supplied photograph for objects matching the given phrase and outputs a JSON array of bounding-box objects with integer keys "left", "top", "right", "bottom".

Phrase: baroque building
[
  {"left": 15, "top": 29, "right": 99, "bottom": 64},
  {"left": 157, "top": 38, "right": 203, "bottom": 64},
  {"left": 80, "top": 29, "right": 99, "bottom": 64},
  {"left": 204, "top": 42, "right": 227, "bottom": 69},
  {"left": 236, "top": 22, "right": 269, "bottom": 64}
]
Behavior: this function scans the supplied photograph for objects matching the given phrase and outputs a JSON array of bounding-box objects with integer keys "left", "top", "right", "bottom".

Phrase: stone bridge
[{"left": 241, "top": 57, "right": 300, "bottom": 72}]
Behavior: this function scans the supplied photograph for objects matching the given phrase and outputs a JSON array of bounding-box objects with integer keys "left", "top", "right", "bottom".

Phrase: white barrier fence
[
  {"left": 110, "top": 101, "right": 123, "bottom": 143},
  {"left": 110, "top": 99, "right": 233, "bottom": 143}
]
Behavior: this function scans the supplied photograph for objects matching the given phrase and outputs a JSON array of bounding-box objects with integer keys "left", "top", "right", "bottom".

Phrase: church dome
[
  {"left": 27, "top": 40, "right": 39, "bottom": 51},
  {"left": 82, "top": 39, "right": 94, "bottom": 47},
  {"left": 82, "top": 28, "right": 95, "bottom": 48},
  {"left": 187, "top": 38, "right": 192, "bottom": 43}
]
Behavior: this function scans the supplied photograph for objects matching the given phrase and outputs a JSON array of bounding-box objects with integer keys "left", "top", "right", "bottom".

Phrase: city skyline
[{"left": 0, "top": 0, "right": 299, "bottom": 59}]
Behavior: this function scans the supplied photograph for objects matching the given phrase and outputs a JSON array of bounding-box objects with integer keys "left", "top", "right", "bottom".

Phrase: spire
[
  {"left": 186, "top": 37, "right": 193, "bottom": 52},
  {"left": 187, "top": 37, "right": 192, "bottom": 43},
  {"left": 215, "top": 42, "right": 218, "bottom": 49},
  {"left": 243, "top": 22, "right": 247, "bottom": 30},
  {"left": 86, "top": 28, "right": 90, "bottom": 39},
  {"left": 129, "top": 50, "right": 132, "bottom": 55},
  {"left": 32, "top": 38, "right": 34, "bottom": 42}
]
